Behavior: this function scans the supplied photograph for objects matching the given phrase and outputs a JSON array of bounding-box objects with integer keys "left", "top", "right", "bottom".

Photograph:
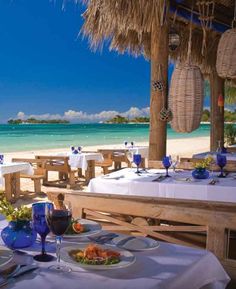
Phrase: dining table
[
  {"left": 0, "top": 217, "right": 230, "bottom": 289},
  {"left": 36, "top": 152, "right": 103, "bottom": 186},
  {"left": 0, "top": 162, "right": 33, "bottom": 202},
  {"left": 98, "top": 146, "right": 148, "bottom": 170},
  {"left": 88, "top": 168, "right": 236, "bottom": 203}
]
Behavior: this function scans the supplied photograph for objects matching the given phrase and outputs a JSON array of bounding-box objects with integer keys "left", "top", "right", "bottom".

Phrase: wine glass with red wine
[{"left": 46, "top": 205, "right": 72, "bottom": 272}]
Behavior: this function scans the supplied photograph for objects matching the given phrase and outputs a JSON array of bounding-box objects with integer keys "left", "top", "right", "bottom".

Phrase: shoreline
[{"left": 4, "top": 136, "right": 210, "bottom": 161}]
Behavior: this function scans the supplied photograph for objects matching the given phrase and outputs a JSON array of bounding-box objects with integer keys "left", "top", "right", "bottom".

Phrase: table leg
[
  {"left": 141, "top": 157, "right": 146, "bottom": 168},
  {"left": 85, "top": 160, "right": 95, "bottom": 184},
  {"left": 4, "top": 172, "right": 21, "bottom": 202}
]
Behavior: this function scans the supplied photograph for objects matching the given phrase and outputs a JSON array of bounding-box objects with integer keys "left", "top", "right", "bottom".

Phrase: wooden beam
[
  {"left": 149, "top": 6, "right": 169, "bottom": 161},
  {"left": 210, "top": 70, "right": 225, "bottom": 151}
]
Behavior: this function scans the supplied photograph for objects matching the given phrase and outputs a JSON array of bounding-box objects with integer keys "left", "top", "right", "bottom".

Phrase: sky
[{"left": 0, "top": 0, "right": 208, "bottom": 123}]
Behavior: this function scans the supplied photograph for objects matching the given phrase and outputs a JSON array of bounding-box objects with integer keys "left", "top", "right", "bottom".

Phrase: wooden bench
[
  {"left": 35, "top": 155, "right": 77, "bottom": 188},
  {"left": 12, "top": 158, "right": 46, "bottom": 194},
  {"left": 47, "top": 191, "right": 236, "bottom": 279}
]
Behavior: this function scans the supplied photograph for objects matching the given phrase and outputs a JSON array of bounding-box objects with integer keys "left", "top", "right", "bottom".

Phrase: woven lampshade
[
  {"left": 216, "top": 28, "right": 236, "bottom": 79},
  {"left": 169, "top": 64, "right": 204, "bottom": 133}
]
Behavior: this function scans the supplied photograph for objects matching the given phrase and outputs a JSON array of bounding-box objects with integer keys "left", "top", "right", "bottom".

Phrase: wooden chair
[
  {"left": 12, "top": 158, "right": 46, "bottom": 194},
  {"left": 35, "top": 155, "right": 77, "bottom": 188},
  {"left": 95, "top": 152, "right": 113, "bottom": 175}
]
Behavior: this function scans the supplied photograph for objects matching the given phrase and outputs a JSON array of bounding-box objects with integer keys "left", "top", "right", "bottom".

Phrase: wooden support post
[
  {"left": 148, "top": 10, "right": 169, "bottom": 161},
  {"left": 210, "top": 71, "right": 224, "bottom": 151}
]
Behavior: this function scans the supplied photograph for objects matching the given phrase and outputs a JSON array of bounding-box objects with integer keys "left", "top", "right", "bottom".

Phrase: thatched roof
[{"left": 81, "top": 0, "right": 235, "bottom": 75}]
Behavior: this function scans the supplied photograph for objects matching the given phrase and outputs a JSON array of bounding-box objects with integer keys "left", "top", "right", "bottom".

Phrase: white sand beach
[{"left": 4, "top": 136, "right": 210, "bottom": 162}]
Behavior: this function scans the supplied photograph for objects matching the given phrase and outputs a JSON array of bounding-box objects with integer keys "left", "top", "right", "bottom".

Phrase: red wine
[{"left": 47, "top": 210, "right": 72, "bottom": 236}]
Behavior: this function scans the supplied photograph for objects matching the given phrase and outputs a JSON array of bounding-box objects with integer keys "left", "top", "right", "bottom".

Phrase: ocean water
[{"left": 0, "top": 123, "right": 211, "bottom": 153}]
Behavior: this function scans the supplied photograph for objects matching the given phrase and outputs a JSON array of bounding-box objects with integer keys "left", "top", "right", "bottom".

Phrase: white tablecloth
[
  {"left": 0, "top": 219, "right": 230, "bottom": 289},
  {"left": 193, "top": 152, "right": 236, "bottom": 161},
  {"left": 88, "top": 168, "right": 236, "bottom": 203},
  {"left": 0, "top": 162, "right": 33, "bottom": 187},
  {"left": 56, "top": 152, "right": 103, "bottom": 170}
]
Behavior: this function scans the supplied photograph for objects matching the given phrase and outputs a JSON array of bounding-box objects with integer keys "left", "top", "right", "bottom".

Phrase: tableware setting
[
  {"left": 133, "top": 154, "right": 142, "bottom": 174},
  {"left": 0, "top": 155, "right": 4, "bottom": 165},
  {"left": 60, "top": 243, "right": 136, "bottom": 270}
]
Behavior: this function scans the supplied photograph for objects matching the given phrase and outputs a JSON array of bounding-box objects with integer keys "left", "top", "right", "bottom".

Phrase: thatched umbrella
[{"left": 79, "top": 0, "right": 236, "bottom": 157}]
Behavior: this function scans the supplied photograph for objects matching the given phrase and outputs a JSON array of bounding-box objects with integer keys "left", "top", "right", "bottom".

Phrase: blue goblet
[
  {"left": 131, "top": 141, "right": 134, "bottom": 147},
  {"left": 78, "top": 146, "right": 82, "bottom": 153},
  {"left": 216, "top": 154, "right": 227, "bottom": 178},
  {"left": 32, "top": 202, "right": 55, "bottom": 262},
  {"left": 162, "top": 156, "right": 171, "bottom": 177},
  {"left": 133, "top": 154, "right": 142, "bottom": 173}
]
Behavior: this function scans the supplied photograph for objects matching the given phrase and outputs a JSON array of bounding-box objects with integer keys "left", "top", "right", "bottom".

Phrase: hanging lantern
[
  {"left": 216, "top": 29, "right": 236, "bottom": 79},
  {"left": 169, "top": 4, "right": 204, "bottom": 133},
  {"left": 216, "top": 0, "right": 236, "bottom": 79},
  {"left": 169, "top": 64, "right": 204, "bottom": 133},
  {"left": 218, "top": 94, "right": 224, "bottom": 112},
  {"left": 169, "top": 27, "right": 180, "bottom": 51}
]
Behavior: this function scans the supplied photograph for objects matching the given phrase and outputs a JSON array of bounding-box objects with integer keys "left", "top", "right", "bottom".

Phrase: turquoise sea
[{"left": 0, "top": 123, "right": 211, "bottom": 153}]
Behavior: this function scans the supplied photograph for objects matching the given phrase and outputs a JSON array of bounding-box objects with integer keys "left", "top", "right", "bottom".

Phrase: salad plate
[
  {"left": 60, "top": 244, "right": 136, "bottom": 270},
  {"left": 0, "top": 246, "right": 13, "bottom": 268}
]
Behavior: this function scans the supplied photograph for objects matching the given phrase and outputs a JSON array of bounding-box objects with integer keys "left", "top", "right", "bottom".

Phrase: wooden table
[
  {"left": 98, "top": 146, "right": 148, "bottom": 170},
  {"left": 36, "top": 152, "right": 103, "bottom": 187},
  {"left": 0, "top": 162, "right": 33, "bottom": 202}
]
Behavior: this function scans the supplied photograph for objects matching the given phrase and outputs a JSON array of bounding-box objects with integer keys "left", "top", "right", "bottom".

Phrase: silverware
[{"left": 0, "top": 264, "right": 38, "bottom": 288}]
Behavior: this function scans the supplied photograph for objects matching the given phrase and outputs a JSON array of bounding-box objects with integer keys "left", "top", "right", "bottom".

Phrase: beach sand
[
  {"left": 1, "top": 136, "right": 210, "bottom": 206},
  {"left": 4, "top": 136, "right": 210, "bottom": 161}
]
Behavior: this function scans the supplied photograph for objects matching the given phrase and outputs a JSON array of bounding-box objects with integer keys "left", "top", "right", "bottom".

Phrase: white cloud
[{"left": 13, "top": 106, "right": 150, "bottom": 123}]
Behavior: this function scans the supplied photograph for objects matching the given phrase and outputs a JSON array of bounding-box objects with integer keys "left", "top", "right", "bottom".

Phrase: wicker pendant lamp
[
  {"left": 216, "top": 0, "right": 236, "bottom": 79},
  {"left": 169, "top": 4, "right": 204, "bottom": 133}
]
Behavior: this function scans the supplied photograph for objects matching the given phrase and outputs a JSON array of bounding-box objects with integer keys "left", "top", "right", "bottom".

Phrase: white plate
[
  {"left": 60, "top": 244, "right": 136, "bottom": 270},
  {"left": 63, "top": 219, "right": 102, "bottom": 239},
  {"left": 0, "top": 246, "right": 13, "bottom": 268},
  {"left": 112, "top": 236, "right": 159, "bottom": 251}
]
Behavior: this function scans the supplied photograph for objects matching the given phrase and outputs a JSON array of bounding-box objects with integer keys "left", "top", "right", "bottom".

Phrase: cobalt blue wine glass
[
  {"left": 131, "top": 141, "right": 134, "bottom": 148},
  {"left": 32, "top": 202, "right": 55, "bottom": 262},
  {"left": 71, "top": 146, "right": 75, "bottom": 152},
  {"left": 216, "top": 154, "right": 227, "bottom": 178},
  {"left": 78, "top": 146, "right": 82, "bottom": 153},
  {"left": 162, "top": 156, "right": 171, "bottom": 177},
  {"left": 133, "top": 154, "right": 142, "bottom": 173},
  {"left": 124, "top": 141, "right": 128, "bottom": 147}
]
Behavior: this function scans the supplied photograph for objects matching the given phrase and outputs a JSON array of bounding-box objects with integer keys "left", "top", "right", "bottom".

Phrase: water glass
[
  {"left": 133, "top": 154, "right": 142, "bottom": 173},
  {"left": 0, "top": 154, "right": 4, "bottom": 164},
  {"left": 162, "top": 156, "right": 171, "bottom": 177},
  {"left": 216, "top": 154, "right": 227, "bottom": 178},
  {"left": 32, "top": 202, "right": 54, "bottom": 262},
  {"left": 171, "top": 155, "right": 179, "bottom": 173},
  {"left": 46, "top": 205, "right": 72, "bottom": 272}
]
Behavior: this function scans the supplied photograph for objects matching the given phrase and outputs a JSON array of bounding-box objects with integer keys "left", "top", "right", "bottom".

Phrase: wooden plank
[
  {"left": 207, "top": 226, "right": 226, "bottom": 259},
  {"left": 84, "top": 209, "right": 198, "bottom": 248}
]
